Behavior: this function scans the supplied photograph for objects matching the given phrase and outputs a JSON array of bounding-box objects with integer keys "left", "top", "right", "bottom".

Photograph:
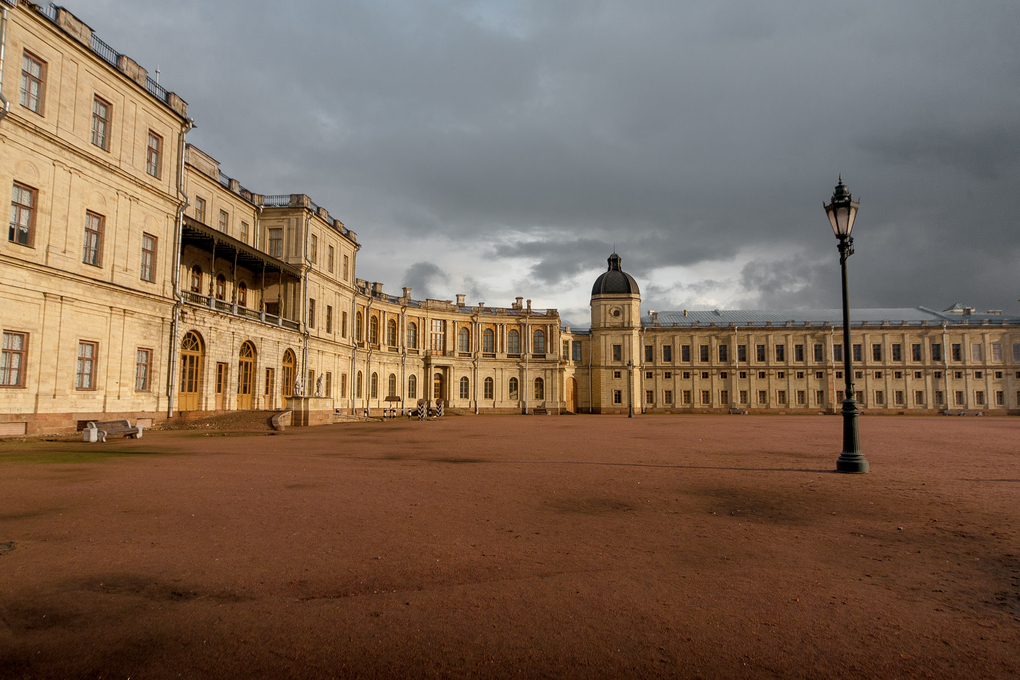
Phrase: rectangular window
[
  {"left": 310, "top": 234, "right": 318, "bottom": 262},
  {"left": 739, "top": 390, "right": 748, "bottom": 404},
  {"left": 833, "top": 344, "right": 843, "bottom": 362},
  {"left": 1014, "top": 344, "right": 1020, "bottom": 362},
  {"left": 853, "top": 344, "right": 862, "bottom": 362},
  {"left": 972, "top": 344, "right": 983, "bottom": 362},
  {"left": 146, "top": 131, "right": 162, "bottom": 178},
  {"left": 218, "top": 210, "right": 229, "bottom": 233},
  {"left": 216, "top": 363, "right": 227, "bottom": 395},
  {"left": 777, "top": 390, "right": 787, "bottom": 404},
  {"left": 645, "top": 345, "right": 653, "bottom": 362},
  {"left": 343, "top": 254, "right": 349, "bottom": 280},
  {"left": 325, "top": 372, "right": 332, "bottom": 398},
  {"left": 974, "top": 370, "right": 983, "bottom": 379},
  {"left": 614, "top": 371, "right": 621, "bottom": 379},
  {"left": 20, "top": 51, "right": 45, "bottom": 114},
  {"left": 874, "top": 390, "right": 884, "bottom": 405},
  {"left": 954, "top": 390, "right": 964, "bottom": 406},
  {"left": 775, "top": 345, "right": 785, "bottom": 362},
  {"left": 662, "top": 345, "right": 672, "bottom": 362},
  {"left": 894, "top": 390, "right": 904, "bottom": 405},
  {"left": 975, "top": 391, "right": 985, "bottom": 406},
  {"left": 83, "top": 212, "right": 103, "bottom": 267},
  {"left": 796, "top": 390, "right": 806, "bottom": 405},
  {"left": 572, "top": 341, "right": 582, "bottom": 362},
  {"left": 140, "top": 233, "right": 157, "bottom": 282},
  {"left": 342, "top": 312, "right": 348, "bottom": 338},
  {"left": 9, "top": 182, "right": 36, "bottom": 246},
  {"left": 701, "top": 371, "right": 709, "bottom": 379},
  {"left": 737, "top": 345, "right": 747, "bottom": 362},
  {"left": 914, "top": 391, "right": 924, "bottom": 406},
  {"left": 934, "top": 390, "right": 943, "bottom": 405},
  {"left": 995, "top": 391, "right": 1004, "bottom": 406},
  {"left": 911, "top": 343, "right": 922, "bottom": 362},
  {"left": 308, "top": 299, "right": 316, "bottom": 328},
  {"left": 563, "top": 340, "right": 569, "bottom": 358},
  {"left": 268, "top": 228, "right": 283, "bottom": 257},
  {"left": 645, "top": 371, "right": 653, "bottom": 380},
  {"left": 134, "top": 348, "right": 151, "bottom": 391},
  {"left": 718, "top": 345, "right": 728, "bottom": 362},
  {"left": 91, "top": 96, "right": 111, "bottom": 150},
  {"left": 613, "top": 390, "right": 622, "bottom": 404},
  {"left": 328, "top": 245, "right": 334, "bottom": 273},
  {"left": 951, "top": 343, "right": 962, "bottom": 362},
  {"left": 698, "top": 345, "right": 709, "bottom": 362},
  {"left": 794, "top": 344, "right": 804, "bottom": 362},
  {"left": 682, "top": 390, "right": 692, "bottom": 404},
  {"left": 889, "top": 344, "right": 900, "bottom": 361},
  {"left": 814, "top": 344, "right": 823, "bottom": 362},
  {"left": 326, "top": 305, "right": 333, "bottom": 334},
  {"left": 195, "top": 197, "right": 206, "bottom": 224},
  {"left": 682, "top": 345, "right": 691, "bottom": 362},
  {"left": 613, "top": 345, "right": 622, "bottom": 362},
  {"left": 816, "top": 389, "right": 824, "bottom": 405},
  {"left": 265, "top": 368, "right": 274, "bottom": 396},
  {"left": 701, "top": 390, "right": 711, "bottom": 404},
  {"left": 646, "top": 390, "right": 654, "bottom": 404},
  {"left": 76, "top": 341, "right": 97, "bottom": 390},
  {"left": 991, "top": 343, "right": 1002, "bottom": 362},
  {"left": 664, "top": 390, "right": 673, "bottom": 404},
  {"left": 1, "top": 331, "right": 28, "bottom": 387},
  {"left": 238, "top": 222, "right": 248, "bottom": 244},
  {"left": 430, "top": 319, "right": 446, "bottom": 351},
  {"left": 755, "top": 345, "right": 766, "bottom": 362},
  {"left": 341, "top": 373, "right": 347, "bottom": 398},
  {"left": 875, "top": 370, "right": 882, "bottom": 379},
  {"left": 664, "top": 371, "right": 671, "bottom": 379},
  {"left": 720, "top": 389, "right": 729, "bottom": 404},
  {"left": 756, "top": 390, "right": 767, "bottom": 404},
  {"left": 872, "top": 344, "right": 882, "bottom": 361}
]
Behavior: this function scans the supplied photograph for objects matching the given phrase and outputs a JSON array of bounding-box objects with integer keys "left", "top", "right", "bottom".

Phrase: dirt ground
[{"left": 1, "top": 414, "right": 1018, "bottom": 679}]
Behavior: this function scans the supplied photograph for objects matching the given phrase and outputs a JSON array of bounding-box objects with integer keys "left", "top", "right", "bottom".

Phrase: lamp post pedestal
[{"left": 836, "top": 398, "right": 868, "bottom": 473}]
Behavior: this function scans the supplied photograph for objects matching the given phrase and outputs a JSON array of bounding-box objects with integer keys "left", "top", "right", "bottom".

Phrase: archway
[
  {"left": 237, "top": 341, "right": 256, "bottom": 410},
  {"left": 178, "top": 331, "right": 203, "bottom": 411}
]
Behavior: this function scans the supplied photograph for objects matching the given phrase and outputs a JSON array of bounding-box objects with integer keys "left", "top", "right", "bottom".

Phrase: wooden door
[
  {"left": 567, "top": 377, "right": 579, "bottom": 413},
  {"left": 215, "top": 362, "right": 227, "bottom": 410},
  {"left": 178, "top": 331, "right": 202, "bottom": 411},
  {"left": 237, "top": 342, "right": 255, "bottom": 410}
]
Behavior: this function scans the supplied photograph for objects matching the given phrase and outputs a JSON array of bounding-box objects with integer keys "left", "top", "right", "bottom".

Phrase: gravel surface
[{"left": 1, "top": 415, "right": 1018, "bottom": 679}]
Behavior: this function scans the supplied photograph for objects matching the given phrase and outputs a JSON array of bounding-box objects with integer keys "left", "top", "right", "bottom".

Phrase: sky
[{"left": 73, "top": 0, "right": 1019, "bottom": 327}]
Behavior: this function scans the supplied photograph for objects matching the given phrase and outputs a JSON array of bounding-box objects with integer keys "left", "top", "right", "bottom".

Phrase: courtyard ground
[{"left": 1, "top": 414, "right": 1018, "bottom": 679}]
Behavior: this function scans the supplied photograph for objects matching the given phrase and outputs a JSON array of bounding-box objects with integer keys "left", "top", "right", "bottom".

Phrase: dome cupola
[{"left": 591, "top": 252, "right": 640, "bottom": 297}]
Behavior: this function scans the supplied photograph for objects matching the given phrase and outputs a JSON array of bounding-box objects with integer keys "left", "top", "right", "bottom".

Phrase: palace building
[{"left": 1, "top": 2, "right": 1018, "bottom": 435}]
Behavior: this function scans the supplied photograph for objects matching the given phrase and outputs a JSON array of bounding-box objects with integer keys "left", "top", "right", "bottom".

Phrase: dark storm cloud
[
  {"left": 82, "top": 0, "right": 1020, "bottom": 316},
  {"left": 402, "top": 262, "right": 449, "bottom": 301}
]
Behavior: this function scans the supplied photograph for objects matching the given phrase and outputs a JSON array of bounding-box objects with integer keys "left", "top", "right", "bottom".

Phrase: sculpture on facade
[{"left": 315, "top": 374, "right": 324, "bottom": 398}]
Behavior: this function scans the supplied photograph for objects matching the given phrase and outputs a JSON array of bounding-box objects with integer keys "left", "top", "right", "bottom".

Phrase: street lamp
[
  {"left": 825, "top": 176, "right": 869, "bottom": 474},
  {"left": 627, "top": 360, "right": 634, "bottom": 418}
]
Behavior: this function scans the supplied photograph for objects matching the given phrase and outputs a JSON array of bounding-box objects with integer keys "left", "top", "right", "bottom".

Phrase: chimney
[
  {"left": 402, "top": 287, "right": 412, "bottom": 299},
  {"left": 650, "top": 311, "right": 658, "bottom": 323},
  {"left": 526, "top": 299, "right": 532, "bottom": 311},
  {"left": 514, "top": 297, "right": 524, "bottom": 310},
  {"left": 371, "top": 282, "right": 383, "bottom": 296},
  {"left": 456, "top": 294, "right": 466, "bottom": 307},
  {"left": 683, "top": 309, "right": 688, "bottom": 317}
]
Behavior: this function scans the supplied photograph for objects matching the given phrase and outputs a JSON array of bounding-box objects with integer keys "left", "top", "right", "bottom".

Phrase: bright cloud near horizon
[{"left": 78, "top": 0, "right": 1019, "bottom": 327}]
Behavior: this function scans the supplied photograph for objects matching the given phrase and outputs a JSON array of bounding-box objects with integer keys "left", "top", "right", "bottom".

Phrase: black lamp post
[
  {"left": 825, "top": 176, "right": 869, "bottom": 474},
  {"left": 627, "top": 360, "right": 634, "bottom": 418}
]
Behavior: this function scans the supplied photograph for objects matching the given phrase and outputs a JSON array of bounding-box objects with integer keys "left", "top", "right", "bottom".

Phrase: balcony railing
[{"left": 182, "top": 291, "right": 301, "bottom": 331}]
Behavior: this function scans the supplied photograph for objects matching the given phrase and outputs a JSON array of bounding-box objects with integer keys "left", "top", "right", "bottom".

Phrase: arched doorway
[
  {"left": 566, "top": 377, "right": 579, "bottom": 413},
  {"left": 282, "top": 349, "right": 296, "bottom": 398},
  {"left": 433, "top": 372, "right": 444, "bottom": 402},
  {"left": 237, "top": 342, "right": 256, "bottom": 410},
  {"left": 178, "top": 331, "right": 203, "bottom": 411}
]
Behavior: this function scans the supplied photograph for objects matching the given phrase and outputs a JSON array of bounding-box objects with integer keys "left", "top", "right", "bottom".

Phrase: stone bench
[{"left": 84, "top": 420, "right": 143, "bottom": 443}]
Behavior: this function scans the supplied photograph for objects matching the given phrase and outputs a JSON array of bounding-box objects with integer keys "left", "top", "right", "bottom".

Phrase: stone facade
[{"left": 1, "top": 2, "right": 1018, "bottom": 435}]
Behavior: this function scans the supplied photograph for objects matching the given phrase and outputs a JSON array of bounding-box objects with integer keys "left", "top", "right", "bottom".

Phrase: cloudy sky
[{"left": 79, "top": 0, "right": 1019, "bottom": 326}]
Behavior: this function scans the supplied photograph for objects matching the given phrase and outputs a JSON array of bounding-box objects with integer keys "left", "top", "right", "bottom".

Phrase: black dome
[{"left": 591, "top": 253, "right": 640, "bottom": 296}]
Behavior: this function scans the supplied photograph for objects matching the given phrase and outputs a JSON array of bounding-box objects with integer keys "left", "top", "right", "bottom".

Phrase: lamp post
[
  {"left": 627, "top": 359, "right": 634, "bottom": 418},
  {"left": 825, "top": 176, "right": 868, "bottom": 473}
]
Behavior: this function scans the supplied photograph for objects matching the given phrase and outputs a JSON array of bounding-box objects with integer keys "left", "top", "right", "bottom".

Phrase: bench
[{"left": 84, "top": 420, "right": 143, "bottom": 442}]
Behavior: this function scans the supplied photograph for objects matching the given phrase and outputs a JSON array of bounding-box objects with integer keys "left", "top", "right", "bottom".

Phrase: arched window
[
  {"left": 507, "top": 329, "right": 520, "bottom": 355},
  {"left": 190, "top": 265, "right": 202, "bottom": 293},
  {"left": 371, "top": 372, "right": 378, "bottom": 398},
  {"left": 369, "top": 316, "right": 379, "bottom": 344},
  {"left": 458, "top": 328, "right": 470, "bottom": 353},
  {"left": 282, "top": 349, "right": 296, "bottom": 398},
  {"left": 482, "top": 328, "right": 494, "bottom": 353},
  {"left": 215, "top": 274, "right": 226, "bottom": 300},
  {"left": 237, "top": 282, "right": 248, "bottom": 308},
  {"left": 534, "top": 377, "right": 544, "bottom": 400},
  {"left": 355, "top": 312, "right": 363, "bottom": 342},
  {"left": 407, "top": 322, "right": 418, "bottom": 349},
  {"left": 508, "top": 377, "right": 519, "bottom": 401},
  {"left": 388, "top": 373, "right": 397, "bottom": 397},
  {"left": 356, "top": 370, "right": 363, "bottom": 398},
  {"left": 460, "top": 376, "right": 469, "bottom": 399},
  {"left": 387, "top": 319, "right": 397, "bottom": 347},
  {"left": 533, "top": 329, "right": 545, "bottom": 355},
  {"left": 483, "top": 377, "right": 494, "bottom": 400},
  {"left": 408, "top": 374, "right": 417, "bottom": 399}
]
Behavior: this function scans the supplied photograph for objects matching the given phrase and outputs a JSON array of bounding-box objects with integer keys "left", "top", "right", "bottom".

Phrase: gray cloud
[
  {"left": 402, "top": 262, "right": 449, "bottom": 301},
  {"left": 80, "top": 0, "right": 1020, "bottom": 319}
]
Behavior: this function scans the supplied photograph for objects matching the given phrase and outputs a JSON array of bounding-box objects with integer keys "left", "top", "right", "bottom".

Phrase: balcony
[{"left": 183, "top": 291, "right": 300, "bottom": 331}]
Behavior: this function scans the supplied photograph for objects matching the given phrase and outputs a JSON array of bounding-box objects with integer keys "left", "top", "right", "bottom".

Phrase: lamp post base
[{"left": 836, "top": 453, "right": 869, "bottom": 474}]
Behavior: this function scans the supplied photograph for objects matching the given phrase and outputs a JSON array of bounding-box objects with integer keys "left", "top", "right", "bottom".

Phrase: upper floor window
[
  {"left": 533, "top": 329, "right": 545, "bottom": 355},
  {"left": 20, "top": 52, "right": 45, "bottom": 114},
  {"left": 190, "top": 265, "right": 202, "bottom": 293},
  {"left": 387, "top": 319, "right": 397, "bottom": 347},
  {"left": 482, "top": 328, "right": 495, "bottom": 353},
  {"left": 407, "top": 321, "right": 417, "bottom": 349},
  {"left": 195, "top": 197, "right": 206, "bottom": 224},
  {"left": 343, "top": 254, "right": 349, "bottom": 280},
  {"left": 507, "top": 329, "right": 520, "bottom": 355},
  {"left": 310, "top": 234, "right": 318, "bottom": 263},
  {"left": 369, "top": 316, "right": 379, "bottom": 344},
  {"left": 327, "top": 245, "right": 334, "bottom": 273},
  {"left": 240, "top": 221, "right": 249, "bottom": 244},
  {"left": 355, "top": 312, "right": 363, "bottom": 343},
  {"left": 83, "top": 212, "right": 103, "bottom": 267},
  {"left": 9, "top": 182, "right": 36, "bottom": 246},
  {"left": 268, "top": 228, "right": 283, "bottom": 257},
  {"left": 146, "top": 131, "right": 162, "bottom": 178},
  {"left": 140, "top": 233, "right": 157, "bottom": 282},
  {"left": 215, "top": 274, "right": 226, "bottom": 300},
  {"left": 430, "top": 319, "right": 445, "bottom": 351},
  {"left": 91, "top": 96, "right": 111, "bottom": 150},
  {"left": 459, "top": 327, "right": 471, "bottom": 353},
  {"left": 237, "top": 282, "right": 248, "bottom": 308},
  {"left": 218, "top": 210, "right": 229, "bottom": 233}
]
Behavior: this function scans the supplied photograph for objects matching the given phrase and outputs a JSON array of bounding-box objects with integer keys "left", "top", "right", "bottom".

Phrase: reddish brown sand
[{"left": 1, "top": 415, "right": 1018, "bottom": 679}]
